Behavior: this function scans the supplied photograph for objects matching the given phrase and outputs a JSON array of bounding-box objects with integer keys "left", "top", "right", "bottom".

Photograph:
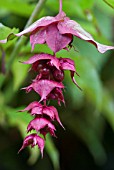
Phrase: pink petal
[
  {"left": 0, "top": 15, "right": 62, "bottom": 44},
  {"left": 59, "top": 57, "right": 81, "bottom": 89},
  {"left": 18, "top": 133, "right": 45, "bottom": 157},
  {"left": 27, "top": 117, "right": 56, "bottom": 134},
  {"left": 22, "top": 53, "right": 60, "bottom": 70},
  {"left": 70, "top": 71, "right": 82, "bottom": 90},
  {"left": 46, "top": 24, "right": 72, "bottom": 53},
  {"left": 15, "top": 16, "right": 59, "bottom": 37},
  {"left": 47, "top": 87, "right": 65, "bottom": 105},
  {"left": 43, "top": 106, "right": 55, "bottom": 120},
  {"left": 24, "top": 79, "right": 64, "bottom": 102},
  {"left": 31, "top": 106, "right": 43, "bottom": 116},
  {"left": 22, "top": 84, "right": 33, "bottom": 93},
  {"left": 30, "top": 29, "right": 46, "bottom": 50},
  {"left": 40, "top": 127, "right": 56, "bottom": 138},
  {"left": 0, "top": 39, "right": 7, "bottom": 43},
  {"left": 59, "top": 58, "right": 76, "bottom": 72},
  {"left": 20, "top": 101, "right": 41, "bottom": 112},
  {"left": 58, "top": 19, "right": 114, "bottom": 53},
  {"left": 44, "top": 106, "right": 64, "bottom": 129},
  {"left": 0, "top": 13, "right": 67, "bottom": 44}
]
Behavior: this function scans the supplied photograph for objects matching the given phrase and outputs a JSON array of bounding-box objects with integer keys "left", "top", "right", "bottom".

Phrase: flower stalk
[
  {"left": 7, "top": 0, "right": 47, "bottom": 72},
  {"left": 59, "top": 0, "right": 63, "bottom": 14}
]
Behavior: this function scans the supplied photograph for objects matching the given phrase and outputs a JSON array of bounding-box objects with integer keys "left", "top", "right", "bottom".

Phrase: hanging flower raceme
[
  {"left": 1, "top": 0, "right": 113, "bottom": 157},
  {"left": 19, "top": 50, "right": 80, "bottom": 155},
  {"left": 19, "top": 99, "right": 64, "bottom": 155},
  {"left": 16, "top": 0, "right": 114, "bottom": 153},
  {"left": 19, "top": 53, "right": 78, "bottom": 151}
]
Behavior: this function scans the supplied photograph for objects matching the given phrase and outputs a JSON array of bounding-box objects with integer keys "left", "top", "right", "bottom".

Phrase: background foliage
[{"left": 0, "top": 0, "right": 114, "bottom": 170}]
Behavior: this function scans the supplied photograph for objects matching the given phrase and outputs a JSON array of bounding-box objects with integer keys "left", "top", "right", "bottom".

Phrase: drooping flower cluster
[
  {"left": 1, "top": 0, "right": 113, "bottom": 157},
  {"left": 19, "top": 52, "right": 80, "bottom": 156},
  {"left": 17, "top": 0, "right": 114, "bottom": 156}
]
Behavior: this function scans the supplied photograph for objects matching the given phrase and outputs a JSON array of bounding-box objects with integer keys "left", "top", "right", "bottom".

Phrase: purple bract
[{"left": 18, "top": 134, "right": 45, "bottom": 157}]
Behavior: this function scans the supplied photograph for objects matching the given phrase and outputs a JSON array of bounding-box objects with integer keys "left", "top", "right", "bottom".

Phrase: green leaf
[
  {"left": 46, "top": 0, "right": 84, "bottom": 18},
  {"left": 27, "top": 147, "right": 40, "bottom": 165},
  {"left": 96, "top": 0, "right": 114, "bottom": 16},
  {"left": 103, "top": 0, "right": 114, "bottom": 8},
  {"left": 76, "top": 0, "right": 95, "bottom": 10},
  {"left": 0, "top": 74, "right": 5, "bottom": 89},
  {"left": 75, "top": 57, "right": 103, "bottom": 109},
  {"left": 64, "top": 115, "right": 107, "bottom": 164},
  {"left": 58, "top": 47, "right": 103, "bottom": 110},
  {"left": 46, "top": 0, "right": 95, "bottom": 19},
  {"left": 21, "top": 42, "right": 52, "bottom": 55},
  {"left": 0, "top": 0, "right": 35, "bottom": 17},
  {"left": 3, "top": 106, "right": 32, "bottom": 125},
  {"left": 101, "top": 89, "right": 114, "bottom": 130},
  {"left": 0, "top": 23, "right": 18, "bottom": 40},
  {"left": 45, "top": 135, "right": 60, "bottom": 170},
  {"left": 12, "top": 58, "right": 29, "bottom": 91}
]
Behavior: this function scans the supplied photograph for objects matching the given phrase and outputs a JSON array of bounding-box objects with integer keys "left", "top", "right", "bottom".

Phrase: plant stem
[
  {"left": 59, "top": 0, "right": 62, "bottom": 14},
  {"left": 103, "top": 0, "right": 114, "bottom": 9},
  {"left": 0, "top": 46, "right": 6, "bottom": 74},
  {"left": 0, "top": 0, "right": 47, "bottom": 88},
  {"left": 7, "top": 0, "right": 47, "bottom": 72}
]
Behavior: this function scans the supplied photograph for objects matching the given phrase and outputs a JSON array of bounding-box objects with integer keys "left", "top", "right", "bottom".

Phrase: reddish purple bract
[
  {"left": 13, "top": 10, "right": 114, "bottom": 53},
  {"left": 18, "top": 134, "right": 44, "bottom": 157}
]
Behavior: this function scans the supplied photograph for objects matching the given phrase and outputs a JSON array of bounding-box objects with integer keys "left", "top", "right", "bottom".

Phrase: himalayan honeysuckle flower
[
  {"left": 1, "top": 0, "right": 113, "bottom": 157},
  {"left": 18, "top": 134, "right": 45, "bottom": 157},
  {"left": 0, "top": 1, "right": 114, "bottom": 53}
]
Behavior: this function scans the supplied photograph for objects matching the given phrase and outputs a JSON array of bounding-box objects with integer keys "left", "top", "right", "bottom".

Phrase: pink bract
[
  {"left": 20, "top": 102, "right": 64, "bottom": 128},
  {"left": 20, "top": 101, "right": 41, "bottom": 112},
  {"left": 57, "top": 18, "right": 114, "bottom": 53},
  {"left": 22, "top": 54, "right": 80, "bottom": 88},
  {"left": 22, "top": 53, "right": 61, "bottom": 70},
  {"left": 18, "top": 134, "right": 44, "bottom": 157},
  {"left": 1, "top": 10, "right": 113, "bottom": 53},
  {"left": 47, "top": 87, "right": 65, "bottom": 105},
  {"left": 23, "top": 79, "right": 64, "bottom": 102},
  {"left": 27, "top": 117, "right": 56, "bottom": 137},
  {"left": 20, "top": 11, "right": 114, "bottom": 53},
  {"left": 43, "top": 105, "right": 64, "bottom": 129}
]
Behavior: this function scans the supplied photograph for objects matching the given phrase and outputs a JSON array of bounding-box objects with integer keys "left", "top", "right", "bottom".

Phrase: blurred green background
[{"left": 0, "top": 0, "right": 114, "bottom": 169}]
